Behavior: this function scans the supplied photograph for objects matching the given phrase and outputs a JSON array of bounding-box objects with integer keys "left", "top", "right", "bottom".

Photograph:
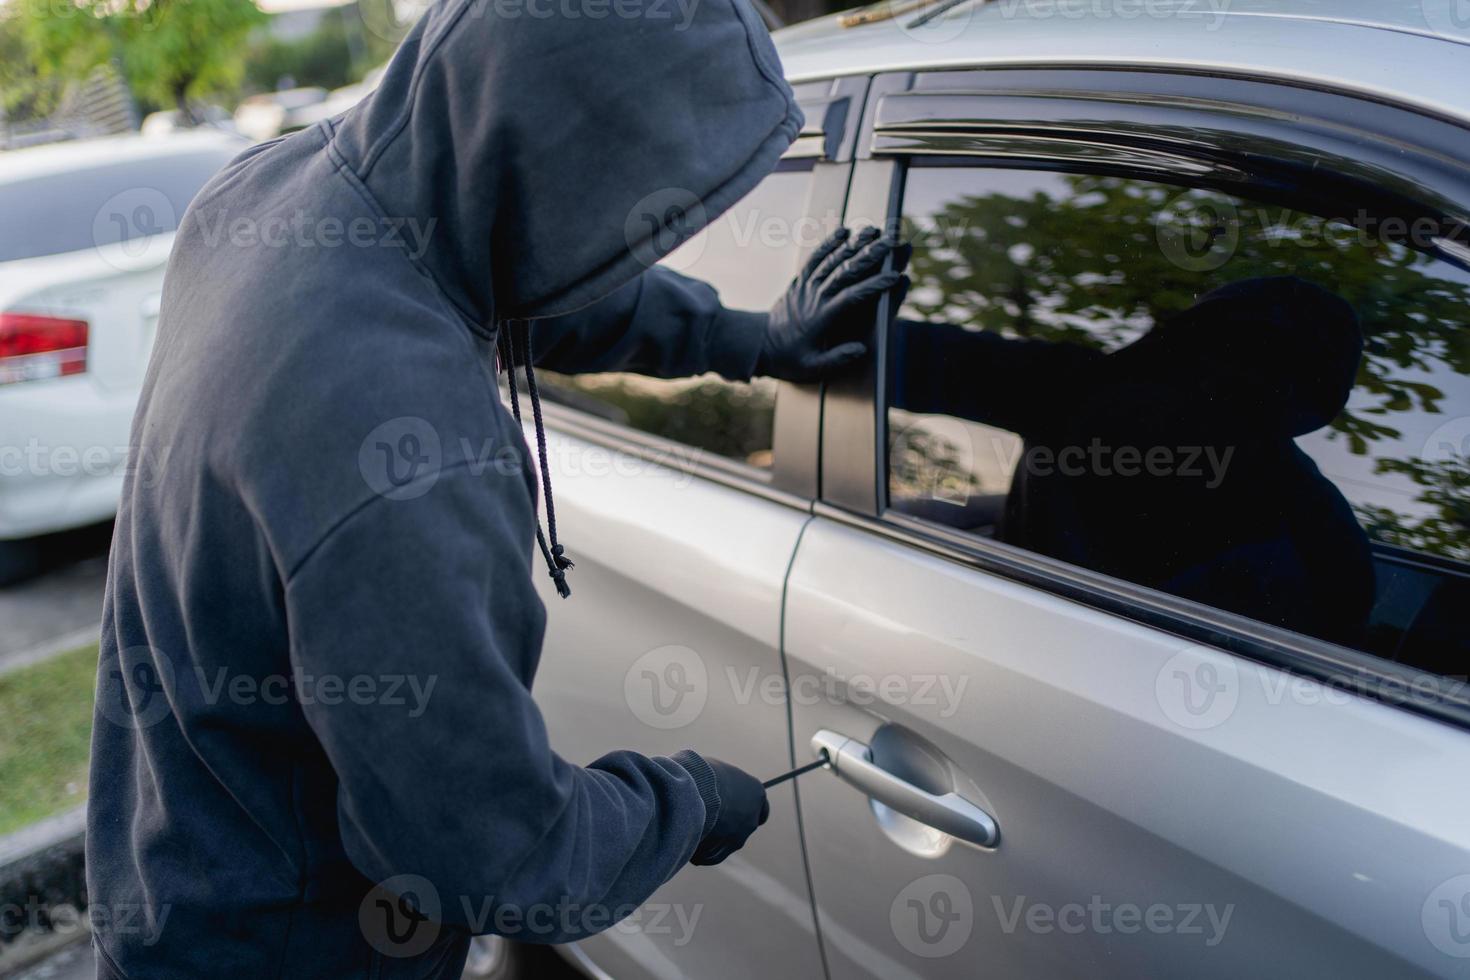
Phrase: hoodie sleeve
[
  {"left": 282, "top": 462, "right": 718, "bottom": 941},
  {"left": 890, "top": 318, "right": 1102, "bottom": 438},
  {"left": 528, "top": 267, "right": 767, "bottom": 382}
]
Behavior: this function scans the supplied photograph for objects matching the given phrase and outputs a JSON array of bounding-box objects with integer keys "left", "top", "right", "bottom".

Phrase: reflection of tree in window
[
  {"left": 541, "top": 372, "right": 777, "bottom": 469},
  {"left": 889, "top": 424, "right": 980, "bottom": 503},
  {"left": 1358, "top": 456, "right": 1470, "bottom": 562},
  {"left": 901, "top": 172, "right": 1470, "bottom": 560}
]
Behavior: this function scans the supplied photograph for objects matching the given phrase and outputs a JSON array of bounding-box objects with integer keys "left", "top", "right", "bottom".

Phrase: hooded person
[{"left": 85, "top": 1, "right": 905, "bottom": 976}]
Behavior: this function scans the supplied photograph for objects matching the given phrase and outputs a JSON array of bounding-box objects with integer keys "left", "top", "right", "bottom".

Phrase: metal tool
[{"left": 762, "top": 755, "right": 829, "bottom": 788}]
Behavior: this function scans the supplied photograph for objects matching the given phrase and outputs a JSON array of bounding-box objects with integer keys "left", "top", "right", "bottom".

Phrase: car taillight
[{"left": 0, "top": 312, "right": 89, "bottom": 386}]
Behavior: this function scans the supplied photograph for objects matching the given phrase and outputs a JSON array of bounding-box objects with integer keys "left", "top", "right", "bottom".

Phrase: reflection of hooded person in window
[{"left": 893, "top": 276, "right": 1374, "bottom": 646}]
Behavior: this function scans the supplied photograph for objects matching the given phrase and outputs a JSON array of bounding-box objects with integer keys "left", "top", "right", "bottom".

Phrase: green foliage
[
  {"left": 243, "top": 8, "right": 394, "bottom": 95},
  {"left": 12, "top": 0, "right": 265, "bottom": 115},
  {"left": 0, "top": 13, "right": 65, "bottom": 118},
  {"left": 1357, "top": 456, "right": 1470, "bottom": 562},
  {"left": 0, "top": 644, "right": 97, "bottom": 835}
]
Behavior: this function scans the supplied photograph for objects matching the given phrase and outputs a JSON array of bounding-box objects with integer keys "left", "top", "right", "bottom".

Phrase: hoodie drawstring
[{"left": 499, "top": 320, "right": 574, "bottom": 598}]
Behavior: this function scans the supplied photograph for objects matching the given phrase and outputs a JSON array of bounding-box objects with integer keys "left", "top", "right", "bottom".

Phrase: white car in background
[{"left": 0, "top": 130, "right": 242, "bottom": 583}]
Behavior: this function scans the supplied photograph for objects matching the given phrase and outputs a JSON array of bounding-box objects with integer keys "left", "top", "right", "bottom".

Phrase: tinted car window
[
  {"left": 539, "top": 169, "right": 813, "bottom": 470},
  {"left": 0, "top": 147, "right": 239, "bottom": 263},
  {"left": 888, "top": 165, "right": 1470, "bottom": 673}
]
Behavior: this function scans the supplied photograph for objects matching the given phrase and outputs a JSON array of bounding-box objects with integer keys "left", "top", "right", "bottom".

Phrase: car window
[
  {"left": 538, "top": 168, "right": 814, "bottom": 470},
  {"left": 0, "top": 148, "right": 239, "bottom": 263},
  {"left": 887, "top": 165, "right": 1470, "bottom": 675}
]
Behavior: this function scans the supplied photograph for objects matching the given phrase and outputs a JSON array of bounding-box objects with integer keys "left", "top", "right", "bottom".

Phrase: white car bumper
[{"left": 0, "top": 375, "right": 136, "bottom": 540}]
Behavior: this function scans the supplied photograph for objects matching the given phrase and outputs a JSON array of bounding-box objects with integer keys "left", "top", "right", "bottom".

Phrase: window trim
[{"left": 821, "top": 69, "right": 1470, "bottom": 730}]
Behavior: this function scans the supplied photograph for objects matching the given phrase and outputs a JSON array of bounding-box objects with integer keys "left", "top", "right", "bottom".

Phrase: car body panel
[
  {"left": 0, "top": 240, "right": 173, "bottom": 539},
  {"left": 527, "top": 425, "right": 825, "bottom": 980},
  {"left": 0, "top": 130, "right": 242, "bottom": 184},
  {"left": 785, "top": 517, "right": 1470, "bottom": 978},
  {"left": 774, "top": 1, "right": 1470, "bottom": 126},
  {"left": 532, "top": 8, "right": 1470, "bottom": 978},
  {"left": 774, "top": 24, "right": 1470, "bottom": 980}
]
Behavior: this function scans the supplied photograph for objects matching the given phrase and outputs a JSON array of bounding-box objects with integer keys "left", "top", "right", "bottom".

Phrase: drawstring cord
[{"left": 499, "top": 320, "right": 574, "bottom": 598}]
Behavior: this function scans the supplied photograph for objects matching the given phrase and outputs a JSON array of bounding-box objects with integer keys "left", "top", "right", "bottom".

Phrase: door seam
[{"left": 777, "top": 512, "right": 831, "bottom": 980}]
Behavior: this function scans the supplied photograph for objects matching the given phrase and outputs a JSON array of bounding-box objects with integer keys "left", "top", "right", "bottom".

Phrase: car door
[
  {"left": 527, "top": 79, "right": 864, "bottom": 980},
  {"left": 784, "top": 69, "right": 1470, "bottom": 979}
]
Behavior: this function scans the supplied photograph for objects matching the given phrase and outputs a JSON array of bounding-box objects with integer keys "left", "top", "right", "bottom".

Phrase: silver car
[{"left": 489, "top": 1, "right": 1470, "bottom": 977}]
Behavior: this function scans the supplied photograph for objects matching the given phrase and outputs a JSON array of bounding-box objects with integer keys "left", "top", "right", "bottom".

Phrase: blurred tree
[
  {"left": 243, "top": 7, "right": 395, "bottom": 95},
  {"left": 12, "top": 0, "right": 264, "bottom": 121},
  {"left": 0, "top": 12, "right": 64, "bottom": 119},
  {"left": 245, "top": 14, "right": 354, "bottom": 93}
]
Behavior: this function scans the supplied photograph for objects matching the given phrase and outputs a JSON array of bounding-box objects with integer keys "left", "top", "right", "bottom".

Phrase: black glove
[
  {"left": 691, "top": 757, "right": 770, "bottom": 866},
  {"left": 757, "top": 226, "right": 911, "bottom": 382}
]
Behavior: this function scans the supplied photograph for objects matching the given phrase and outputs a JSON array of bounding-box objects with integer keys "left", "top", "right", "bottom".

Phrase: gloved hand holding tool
[
  {"left": 685, "top": 754, "right": 832, "bottom": 867},
  {"left": 688, "top": 756, "right": 773, "bottom": 866}
]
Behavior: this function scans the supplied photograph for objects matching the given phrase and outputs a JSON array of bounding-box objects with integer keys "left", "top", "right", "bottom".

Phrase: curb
[
  {"left": 0, "top": 806, "right": 87, "bottom": 976},
  {"left": 0, "top": 626, "right": 100, "bottom": 680}
]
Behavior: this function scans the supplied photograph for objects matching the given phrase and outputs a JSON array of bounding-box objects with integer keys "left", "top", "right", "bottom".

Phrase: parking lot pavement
[
  {"left": 0, "top": 524, "right": 110, "bottom": 672},
  {"left": 8, "top": 940, "right": 93, "bottom": 980}
]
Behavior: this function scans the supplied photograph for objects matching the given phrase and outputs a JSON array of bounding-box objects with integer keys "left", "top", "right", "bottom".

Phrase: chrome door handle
[{"left": 811, "top": 729, "right": 999, "bottom": 849}]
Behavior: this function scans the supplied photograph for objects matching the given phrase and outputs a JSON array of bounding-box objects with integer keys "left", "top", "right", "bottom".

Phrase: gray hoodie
[{"left": 85, "top": 0, "right": 801, "bottom": 975}]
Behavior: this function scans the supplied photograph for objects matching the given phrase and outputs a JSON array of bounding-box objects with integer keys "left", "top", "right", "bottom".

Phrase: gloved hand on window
[
  {"left": 757, "top": 226, "right": 911, "bottom": 382},
  {"left": 686, "top": 755, "right": 770, "bottom": 866}
]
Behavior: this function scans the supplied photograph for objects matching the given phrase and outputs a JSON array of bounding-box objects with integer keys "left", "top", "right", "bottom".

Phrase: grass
[{"left": 0, "top": 644, "right": 97, "bottom": 836}]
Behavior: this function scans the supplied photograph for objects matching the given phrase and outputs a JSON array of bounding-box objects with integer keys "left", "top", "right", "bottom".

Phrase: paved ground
[
  {"left": 0, "top": 523, "right": 110, "bottom": 672},
  {"left": 9, "top": 940, "right": 92, "bottom": 980}
]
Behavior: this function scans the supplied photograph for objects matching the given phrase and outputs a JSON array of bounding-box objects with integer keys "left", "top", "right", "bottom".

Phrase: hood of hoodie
[
  {"left": 329, "top": 0, "right": 803, "bottom": 326},
  {"left": 1109, "top": 275, "right": 1362, "bottom": 440}
]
